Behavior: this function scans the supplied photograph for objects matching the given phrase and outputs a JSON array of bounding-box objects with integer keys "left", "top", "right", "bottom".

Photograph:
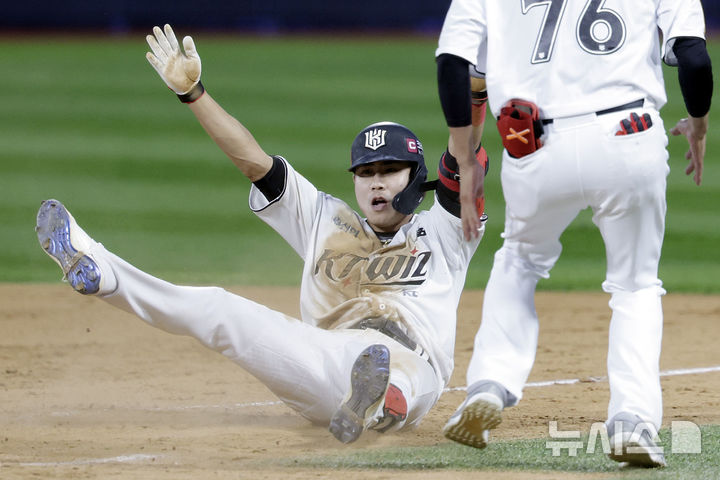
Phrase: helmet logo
[
  {"left": 406, "top": 138, "right": 423, "bottom": 154},
  {"left": 364, "top": 128, "right": 387, "bottom": 151}
]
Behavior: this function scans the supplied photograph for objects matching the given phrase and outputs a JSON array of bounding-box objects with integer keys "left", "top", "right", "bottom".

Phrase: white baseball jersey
[
  {"left": 436, "top": 0, "right": 708, "bottom": 432},
  {"left": 90, "top": 155, "right": 480, "bottom": 428},
  {"left": 250, "top": 158, "right": 481, "bottom": 389},
  {"left": 436, "top": 0, "right": 707, "bottom": 118}
]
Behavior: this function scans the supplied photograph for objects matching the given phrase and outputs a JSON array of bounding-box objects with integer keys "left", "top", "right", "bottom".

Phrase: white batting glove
[{"left": 146, "top": 24, "right": 204, "bottom": 102}]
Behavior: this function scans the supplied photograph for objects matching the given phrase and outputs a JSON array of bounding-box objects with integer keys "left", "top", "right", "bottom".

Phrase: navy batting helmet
[{"left": 350, "top": 122, "right": 429, "bottom": 215}]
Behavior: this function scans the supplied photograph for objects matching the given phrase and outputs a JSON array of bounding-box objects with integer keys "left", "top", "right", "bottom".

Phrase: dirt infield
[{"left": 1, "top": 284, "right": 719, "bottom": 479}]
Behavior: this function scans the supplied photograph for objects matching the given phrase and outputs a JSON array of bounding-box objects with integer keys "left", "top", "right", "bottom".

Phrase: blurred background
[
  {"left": 2, "top": 0, "right": 720, "bottom": 32},
  {"left": 1, "top": 1, "right": 718, "bottom": 291}
]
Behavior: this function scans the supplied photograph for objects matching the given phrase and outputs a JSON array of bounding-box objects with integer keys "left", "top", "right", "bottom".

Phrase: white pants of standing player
[
  {"left": 95, "top": 249, "right": 438, "bottom": 429},
  {"left": 468, "top": 107, "right": 669, "bottom": 430}
]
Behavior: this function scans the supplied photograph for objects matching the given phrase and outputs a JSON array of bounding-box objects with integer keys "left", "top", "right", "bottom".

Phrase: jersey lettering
[
  {"left": 522, "top": 0, "right": 568, "bottom": 64},
  {"left": 366, "top": 256, "right": 406, "bottom": 281},
  {"left": 522, "top": 0, "right": 625, "bottom": 63},
  {"left": 314, "top": 250, "right": 364, "bottom": 280},
  {"left": 576, "top": 0, "right": 625, "bottom": 55},
  {"left": 332, "top": 215, "right": 360, "bottom": 237},
  {"left": 314, "top": 249, "right": 431, "bottom": 286}
]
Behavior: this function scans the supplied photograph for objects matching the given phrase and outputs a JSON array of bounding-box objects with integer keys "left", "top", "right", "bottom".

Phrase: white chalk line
[
  {"left": 46, "top": 364, "right": 720, "bottom": 412},
  {"left": 9, "top": 363, "right": 717, "bottom": 469},
  {"left": 445, "top": 364, "right": 720, "bottom": 392}
]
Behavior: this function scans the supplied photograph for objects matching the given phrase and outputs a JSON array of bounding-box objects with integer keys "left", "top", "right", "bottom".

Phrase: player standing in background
[
  {"left": 435, "top": 0, "right": 712, "bottom": 468},
  {"left": 36, "top": 25, "right": 489, "bottom": 444}
]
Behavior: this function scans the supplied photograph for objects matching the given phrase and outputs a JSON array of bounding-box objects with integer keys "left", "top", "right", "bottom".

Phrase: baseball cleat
[
  {"left": 370, "top": 383, "right": 408, "bottom": 433},
  {"left": 608, "top": 432, "right": 667, "bottom": 468},
  {"left": 607, "top": 413, "right": 667, "bottom": 468},
  {"left": 36, "top": 199, "right": 102, "bottom": 295},
  {"left": 329, "top": 344, "right": 390, "bottom": 443},
  {"left": 443, "top": 391, "right": 503, "bottom": 449}
]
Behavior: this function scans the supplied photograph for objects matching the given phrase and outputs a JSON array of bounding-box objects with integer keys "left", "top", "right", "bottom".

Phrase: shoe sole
[
  {"left": 608, "top": 441, "right": 667, "bottom": 468},
  {"left": 443, "top": 397, "right": 502, "bottom": 449},
  {"left": 36, "top": 200, "right": 100, "bottom": 295},
  {"left": 329, "top": 344, "right": 390, "bottom": 444}
]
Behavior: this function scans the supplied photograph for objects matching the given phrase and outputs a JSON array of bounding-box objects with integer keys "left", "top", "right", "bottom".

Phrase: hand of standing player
[
  {"left": 146, "top": 24, "right": 202, "bottom": 96},
  {"left": 450, "top": 125, "right": 484, "bottom": 241},
  {"left": 670, "top": 114, "right": 708, "bottom": 186}
]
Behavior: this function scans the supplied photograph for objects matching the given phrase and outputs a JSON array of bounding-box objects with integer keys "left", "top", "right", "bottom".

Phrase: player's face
[{"left": 353, "top": 161, "right": 413, "bottom": 233}]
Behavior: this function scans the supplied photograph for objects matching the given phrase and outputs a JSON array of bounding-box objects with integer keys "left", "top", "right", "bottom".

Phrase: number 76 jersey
[{"left": 436, "top": 0, "right": 707, "bottom": 119}]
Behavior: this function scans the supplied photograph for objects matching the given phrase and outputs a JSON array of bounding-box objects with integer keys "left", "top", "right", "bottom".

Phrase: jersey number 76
[{"left": 522, "top": 0, "right": 626, "bottom": 64}]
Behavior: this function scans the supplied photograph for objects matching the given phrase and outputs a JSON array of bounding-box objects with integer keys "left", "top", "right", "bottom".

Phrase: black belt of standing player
[{"left": 541, "top": 99, "right": 645, "bottom": 126}]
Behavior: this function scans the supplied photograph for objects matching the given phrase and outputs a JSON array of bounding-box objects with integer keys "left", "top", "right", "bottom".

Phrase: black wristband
[{"left": 177, "top": 81, "right": 205, "bottom": 104}]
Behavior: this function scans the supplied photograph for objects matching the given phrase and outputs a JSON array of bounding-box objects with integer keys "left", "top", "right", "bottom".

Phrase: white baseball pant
[
  {"left": 467, "top": 106, "right": 668, "bottom": 430},
  {"left": 94, "top": 248, "right": 439, "bottom": 429}
]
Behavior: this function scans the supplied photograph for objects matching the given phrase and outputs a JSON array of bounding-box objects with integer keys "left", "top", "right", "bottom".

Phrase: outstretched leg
[{"left": 36, "top": 199, "right": 434, "bottom": 441}]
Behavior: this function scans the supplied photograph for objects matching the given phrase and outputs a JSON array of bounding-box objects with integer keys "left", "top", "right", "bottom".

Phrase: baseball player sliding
[
  {"left": 436, "top": 0, "right": 712, "bottom": 468},
  {"left": 36, "top": 25, "right": 488, "bottom": 444}
]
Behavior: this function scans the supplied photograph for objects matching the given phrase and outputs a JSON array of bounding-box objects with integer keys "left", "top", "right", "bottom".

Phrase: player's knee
[{"left": 496, "top": 243, "right": 558, "bottom": 279}]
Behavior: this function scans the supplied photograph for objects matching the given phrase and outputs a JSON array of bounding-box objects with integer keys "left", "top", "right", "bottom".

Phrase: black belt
[
  {"left": 350, "top": 317, "right": 432, "bottom": 367},
  {"left": 541, "top": 99, "right": 644, "bottom": 126}
]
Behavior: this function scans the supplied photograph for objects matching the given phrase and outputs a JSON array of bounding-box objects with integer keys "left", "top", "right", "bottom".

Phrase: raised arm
[{"left": 145, "top": 24, "right": 273, "bottom": 181}]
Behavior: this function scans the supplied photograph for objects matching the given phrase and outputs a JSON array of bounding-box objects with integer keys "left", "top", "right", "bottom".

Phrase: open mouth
[{"left": 371, "top": 197, "right": 388, "bottom": 210}]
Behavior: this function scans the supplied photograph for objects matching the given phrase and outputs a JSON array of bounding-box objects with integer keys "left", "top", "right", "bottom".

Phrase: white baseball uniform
[
  {"left": 96, "top": 157, "right": 481, "bottom": 428},
  {"left": 436, "top": 0, "right": 706, "bottom": 430}
]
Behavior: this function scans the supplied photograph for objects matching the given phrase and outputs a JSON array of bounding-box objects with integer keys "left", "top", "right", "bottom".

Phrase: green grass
[
  {"left": 281, "top": 425, "right": 720, "bottom": 478},
  {"left": 1, "top": 34, "right": 719, "bottom": 290}
]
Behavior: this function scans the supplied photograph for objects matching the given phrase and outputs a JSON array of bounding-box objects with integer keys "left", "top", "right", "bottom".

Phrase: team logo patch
[
  {"left": 406, "top": 138, "right": 423, "bottom": 154},
  {"left": 364, "top": 128, "right": 387, "bottom": 151}
]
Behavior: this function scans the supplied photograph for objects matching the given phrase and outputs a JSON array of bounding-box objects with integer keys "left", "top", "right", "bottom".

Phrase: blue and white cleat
[
  {"left": 36, "top": 199, "right": 102, "bottom": 295},
  {"left": 329, "top": 344, "right": 391, "bottom": 443}
]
